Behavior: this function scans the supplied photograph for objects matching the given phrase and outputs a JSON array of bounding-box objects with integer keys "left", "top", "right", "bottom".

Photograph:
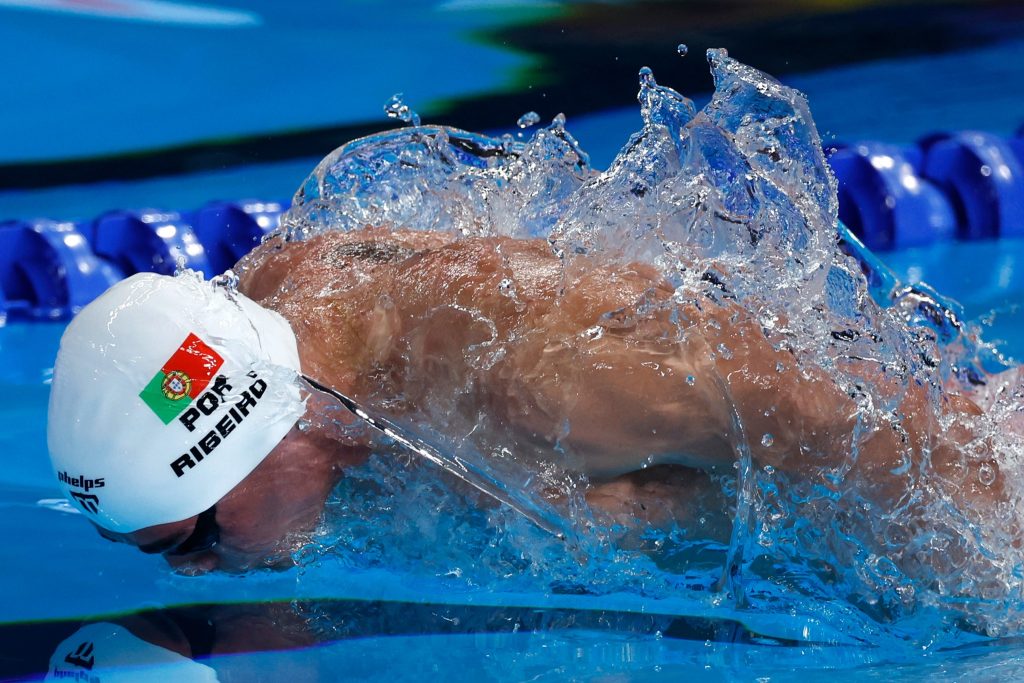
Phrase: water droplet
[
  {"left": 980, "top": 164, "right": 992, "bottom": 177},
  {"left": 761, "top": 433, "right": 774, "bottom": 448},
  {"left": 211, "top": 268, "right": 240, "bottom": 293},
  {"left": 383, "top": 93, "right": 421, "bottom": 126},
  {"left": 686, "top": 375, "right": 696, "bottom": 386},
  {"left": 517, "top": 111, "right": 541, "bottom": 129},
  {"left": 639, "top": 66, "right": 656, "bottom": 88},
  {"left": 676, "top": 43, "right": 688, "bottom": 57},
  {"left": 979, "top": 461, "right": 997, "bottom": 486}
]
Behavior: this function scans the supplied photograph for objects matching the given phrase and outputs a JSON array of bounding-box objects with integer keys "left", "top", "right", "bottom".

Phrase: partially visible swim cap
[
  {"left": 47, "top": 272, "right": 304, "bottom": 533},
  {"left": 47, "top": 622, "right": 219, "bottom": 682}
]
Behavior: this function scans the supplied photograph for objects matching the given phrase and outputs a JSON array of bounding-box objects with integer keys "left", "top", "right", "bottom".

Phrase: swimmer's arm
[
  {"left": 497, "top": 261, "right": 867, "bottom": 480},
  {"left": 496, "top": 269, "right": 741, "bottom": 478},
  {"left": 543, "top": 303, "right": 849, "bottom": 478},
  {"left": 698, "top": 304, "right": 1008, "bottom": 512},
  {"left": 504, "top": 280, "right": 1007, "bottom": 516}
]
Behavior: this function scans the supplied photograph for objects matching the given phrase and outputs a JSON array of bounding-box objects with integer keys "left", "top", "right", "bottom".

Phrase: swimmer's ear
[{"left": 366, "top": 295, "right": 400, "bottom": 363}]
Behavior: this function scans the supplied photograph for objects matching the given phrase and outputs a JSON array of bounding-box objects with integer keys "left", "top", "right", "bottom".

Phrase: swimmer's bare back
[
  {"left": 237, "top": 228, "right": 1008, "bottom": 528},
  {"left": 238, "top": 229, "right": 732, "bottom": 475}
]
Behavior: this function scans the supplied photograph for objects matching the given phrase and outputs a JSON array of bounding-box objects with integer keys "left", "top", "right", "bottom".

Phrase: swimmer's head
[{"left": 47, "top": 272, "right": 305, "bottom": 536}]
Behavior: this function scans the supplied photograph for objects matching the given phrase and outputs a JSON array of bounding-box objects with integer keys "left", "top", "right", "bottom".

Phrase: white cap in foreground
[
  {"left": 47, "top": 272, "right": 304, "bottom": 533},
  {"left": 47, "top": 622, "right": 219, "bottom": 682}
]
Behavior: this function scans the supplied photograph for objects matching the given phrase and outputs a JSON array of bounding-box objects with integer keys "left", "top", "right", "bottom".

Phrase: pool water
[
  {"left": 3, "top": 2, "right": 1024, "bottom": 680},
  {"left": 3, "top": 235, "right": 1024, "bottom": 681}
]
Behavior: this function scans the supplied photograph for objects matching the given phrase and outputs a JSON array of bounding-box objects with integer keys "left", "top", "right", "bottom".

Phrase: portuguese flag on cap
[{"left": 139, "top": 332, "right": 224, "bottom": 424}]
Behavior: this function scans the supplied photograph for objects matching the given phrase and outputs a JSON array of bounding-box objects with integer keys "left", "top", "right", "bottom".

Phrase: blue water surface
[
  {"left": 0, "top": 2, "right": 555, "bottom": 163},
  {"left": 3, "top": 3, "right": 1024, "bottom": 678},
  {"left": 3, "top": 236, "right": 1024, "bottom": 680}
]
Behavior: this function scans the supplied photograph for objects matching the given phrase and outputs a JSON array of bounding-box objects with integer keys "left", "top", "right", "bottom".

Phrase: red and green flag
[{"left": 139, "top": 333, "right": 224, "bottom": 424}]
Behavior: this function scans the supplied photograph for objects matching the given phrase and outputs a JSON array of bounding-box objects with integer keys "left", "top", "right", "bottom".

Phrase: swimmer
[{"left": 47, "top": 227, "right": 1006, "bottom": 573}]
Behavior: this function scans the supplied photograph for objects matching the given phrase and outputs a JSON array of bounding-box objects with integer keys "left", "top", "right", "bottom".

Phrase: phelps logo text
[
  {"left": 58, "top": 471, "right": 105, "bottom": 491},
  {"left": 139, "top": 333, "right": 224, "bottom": 424}
]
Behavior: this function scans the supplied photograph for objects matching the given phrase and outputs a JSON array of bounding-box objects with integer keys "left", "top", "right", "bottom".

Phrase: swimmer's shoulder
[
  {"left": 236, "top": 228, "right": 456, "bottom": 301},
  {"left": 293, "top": 227, "right": 457, "bottom": 261},
  {"left": 237, "top": 227, "right": 557, "bottom": 304}
]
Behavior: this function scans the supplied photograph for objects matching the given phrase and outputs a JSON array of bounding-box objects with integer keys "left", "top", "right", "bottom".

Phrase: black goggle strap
[
  {"left": 300, "top": 374, "right": 570, "bottom": 542},
  {"left": 167, "top": 505, "right": 219, "bottom": 557}
]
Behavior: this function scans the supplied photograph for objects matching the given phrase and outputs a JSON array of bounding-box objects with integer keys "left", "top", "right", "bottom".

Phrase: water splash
[
  {"left": 517, "top": 111, "right": 541, "bottom": 129},
  {"left": 250, "top": 49, "right": 1024, "bottom": 646},
  {"left": 281, "top": 119, "right": 590, "bottom": 241},
  {"left": 383, "top": 92, "right": 421, "bottom": 126}
]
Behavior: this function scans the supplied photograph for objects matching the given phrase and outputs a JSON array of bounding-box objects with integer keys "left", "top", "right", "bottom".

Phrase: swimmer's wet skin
[{"left": 47, "top": 226, "right": 1005, "bottom": 574}]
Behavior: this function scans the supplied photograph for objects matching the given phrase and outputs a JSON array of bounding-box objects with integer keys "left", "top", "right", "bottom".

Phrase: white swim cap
[
  {"left": 47, "top": 622, "right": 219, "bottom": 682},
  {"left": 47, "top": 272, "right": 305, "bottom": 533}
]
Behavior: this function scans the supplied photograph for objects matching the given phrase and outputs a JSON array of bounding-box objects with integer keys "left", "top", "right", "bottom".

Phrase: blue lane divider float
[
  {"left": 0, "top": 220, "right": 122, "bottom": 321},
  {"left": 192, "top": 200, "right": 288, "bottom": 275},
  {"left": 0, "top": 200, "right": 286, "bottom": 322},
  {"left": 829, "top": 142, "right": 955, "bottom": 251},
  {"left": 831, "top": 130, "right": 1024, "bottom": 250},
  {"left": 918, "top": 131, "right": 1024, "bottom": 241},
  {"left": 91, "top": 209, "right": 211, "bottom": 277},
  {"left": 2, "top": 124, "right": 1024, "bottom": 322}
]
